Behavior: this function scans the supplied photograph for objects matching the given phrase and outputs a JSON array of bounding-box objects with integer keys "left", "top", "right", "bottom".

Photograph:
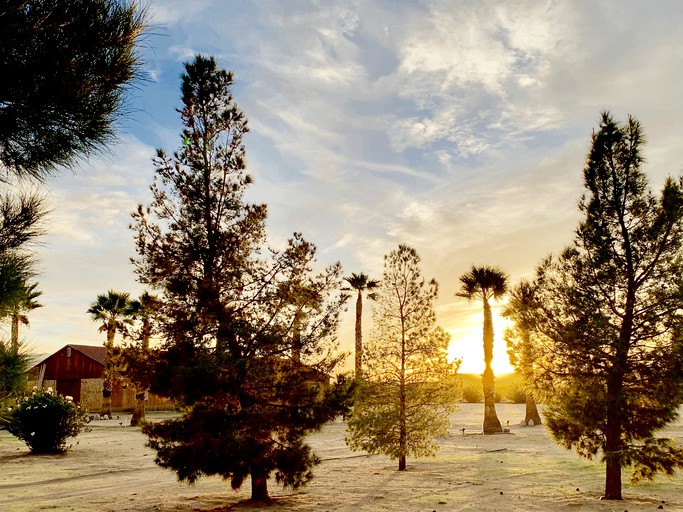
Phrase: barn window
[{"left": 66, "top": 347, "right": 72, "bottom": 357}]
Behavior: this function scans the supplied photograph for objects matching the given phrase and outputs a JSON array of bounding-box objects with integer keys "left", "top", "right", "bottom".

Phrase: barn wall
[
  {"left": 80, "top": 378, "right": 103, "bottom": 412},
  {"left": 43, "top": 347, "right": 103, "bottom": 380}
]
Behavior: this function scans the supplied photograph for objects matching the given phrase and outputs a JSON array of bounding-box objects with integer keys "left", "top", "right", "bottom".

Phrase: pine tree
[
  {"left": 131, "top": 55, "right": 351, "bottom": 502},
  {"left": 122, "top": 291, "right": 161, "bottom": 426},
  {"left": 532, "top": 112, "right": 683, "bottom": 499},
  {"left": 0, "top": 0, "right": 147, "bottom": 180},
  {"left": 345, "top": 245, "right": 459, "bottom": 471},
  {"left": 501, "top": 280, "right": 542, "bottom": 427}
]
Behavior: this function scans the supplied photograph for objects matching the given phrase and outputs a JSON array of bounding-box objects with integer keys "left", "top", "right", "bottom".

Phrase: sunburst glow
[{"left": 447, "top": 305, "right": 515, "bottom": 375}]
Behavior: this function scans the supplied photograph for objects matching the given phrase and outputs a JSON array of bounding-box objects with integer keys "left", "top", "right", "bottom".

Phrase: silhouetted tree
[
  {"left": 131, "top": 55, "right": 351, "bottom": 502},
  {"left": 125, "top": 291, "right": 161, "bottom": 426},
  {"left": 532, "top": 112, "right": 683, "bottom": 500},
  {"left": 87, "top": 289, "right": 134, "bottom": 417},
  {"left": 0, "top": 0, "right": 147, "bottom": 181},
  {"left": 343, "top": 272, "right": 378, "bottom": 381},
  {"left": 0, "top": 193, "right": 46, "bottom": 352},
  {"left": 9, "top": 281, "right": 42, "bottom": 354},
  {"left": 502, "top": 280, "right": 542, "bottom": 426},
  {"left": 346, "top": 245, "right": 459, "bottom": 471},
  {"left": 456, "top": 265, "right": 508, "bottom": 434}
]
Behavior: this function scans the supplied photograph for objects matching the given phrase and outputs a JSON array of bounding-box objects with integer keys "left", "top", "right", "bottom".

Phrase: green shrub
[
  {"left": 7, "top": 388, "right": 89, "bottom": 453},
  {"left": 505, "top": 385, "right": 527, "bottom": 404},
  {"left": 462, "top": 384, "right": 483, "bottom": 403}
]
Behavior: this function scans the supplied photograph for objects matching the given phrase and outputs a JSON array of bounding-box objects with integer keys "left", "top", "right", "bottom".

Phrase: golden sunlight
[{"left": 447, "top": 305, "right": 515, "bottom": 375}]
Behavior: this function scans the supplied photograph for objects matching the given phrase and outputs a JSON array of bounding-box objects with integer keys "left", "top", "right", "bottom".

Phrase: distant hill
[{"left": 458, "top": 372, "right": 524, "bottom": 403}]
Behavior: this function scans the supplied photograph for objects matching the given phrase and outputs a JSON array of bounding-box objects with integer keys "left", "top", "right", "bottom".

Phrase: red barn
[{"left": 28, "top": 344, "right": 173, "bottom": 413}]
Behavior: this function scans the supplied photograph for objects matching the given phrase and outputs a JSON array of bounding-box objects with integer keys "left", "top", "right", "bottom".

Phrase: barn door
[{"left": 57, "top": 379, "right": 81, "bottom": 403}]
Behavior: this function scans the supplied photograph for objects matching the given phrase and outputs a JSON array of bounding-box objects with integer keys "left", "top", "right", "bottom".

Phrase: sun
[{"left": 447, "top": 306, "right": 515, "bottom": 375}]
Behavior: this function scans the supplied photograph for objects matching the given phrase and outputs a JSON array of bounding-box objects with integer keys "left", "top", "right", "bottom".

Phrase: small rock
[
  {"left": 528, "top": 419, "right": 535, "bottom": 427},
  {"left": 658, "top": 506, "right": 664, "bottom": 510},
  {"left": 500, "top": 491, "right": 504, "bottom": 495},
  {"left": 576, "top": 488, "right": 580, "bottom": 491},
  {"left": 519, "top": 420, "right": 526, "bottom": 427},
  {"left": 102, "top": 414, "right": 109, "bottom": 420}
]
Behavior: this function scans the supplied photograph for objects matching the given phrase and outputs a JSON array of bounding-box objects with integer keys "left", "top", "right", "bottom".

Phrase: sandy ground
[{"left": 1, "top": 403, "right": 683, "bottom": 512}]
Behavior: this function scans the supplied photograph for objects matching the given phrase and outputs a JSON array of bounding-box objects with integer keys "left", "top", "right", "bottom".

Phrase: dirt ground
[{"left": 1, "top": 403, "right": 682, "bottom": 512}]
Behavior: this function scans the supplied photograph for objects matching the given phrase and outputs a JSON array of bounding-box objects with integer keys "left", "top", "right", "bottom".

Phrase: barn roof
[
  {"left": 31, "top": 344, "right": 106, "bottom": 370},
  {"left": 67, "top": 345, "right": 106, "bottom": 365}
]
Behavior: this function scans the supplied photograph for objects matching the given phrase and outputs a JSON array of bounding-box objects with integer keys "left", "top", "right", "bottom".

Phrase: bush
[
  {"left": 7, "top": 388, "right": 89, "bottom": 453},
  {"left": 462, "top": 385, "right": 483, "bottom": 403},
  {"left": 0, "top": 342, "right": 30, "bottom": 398},
  {"left": 506, "top": 385, "right": 527, "bottom": 404}
]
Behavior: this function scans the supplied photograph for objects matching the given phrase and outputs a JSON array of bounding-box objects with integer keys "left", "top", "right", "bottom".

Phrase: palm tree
[
  {"left": 10, "top": 282, "right": 42, "bottom": 354},
  {"left": 456, "top": 265, "right": 508, "bottom": 434},
  {"left": 87, "top": 290, "right": 134, "bottom": 417},
  {"left": 126, "top": 292, "right": 161, "bottom": 426},
  {"left": 344, "top": 273, "right": 379, "bottom": 381},
  {"left": 502, "top": 280, "right": 542, "bottom": 427}
]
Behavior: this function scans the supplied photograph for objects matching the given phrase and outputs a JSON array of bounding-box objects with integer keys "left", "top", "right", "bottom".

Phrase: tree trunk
[
  {"left": 250, "top": 475, "right": 269, "bottom": 501},
  {"left": 354, "top": 291, "right": 363, "bottom": 381},
  {"left": 292, "top": 313, "right": 302, "bottom": 363},
  {"left": 398, "top": 314, "right": 407, "bottom": 470},
  {"left": 101, "top": 386, "right": 112, "bottom": 418},
  {"left": 482, "top": 299, "right": 502, "bottom": 434},
  {"left": 130, "top": 391, "right": 146, "bottom": 426},
  {"left": 604, "top": 452, "right": 622, "bottom": 500},
  {"left": 101, "top": 329, "right": 115, "bottom": 418},
  {"left": 525, "top": 394, "right": 542, "bottom": 426},
  {"left": 10, "top": 313, "right": 19, "bottom": 354}
]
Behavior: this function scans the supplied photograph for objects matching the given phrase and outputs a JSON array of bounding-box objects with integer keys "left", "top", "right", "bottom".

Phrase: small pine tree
[
  {"left": 502, "top": 280, "right": 542, "bottom": 426},
  {"left": 345, "top": 245, "right": 459, "bottom": 470}
]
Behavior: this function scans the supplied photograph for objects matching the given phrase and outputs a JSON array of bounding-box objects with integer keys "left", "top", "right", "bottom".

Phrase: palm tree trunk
[
  {"left": 101, "top": 328, "right": 115, "bottom": 418},
  {"left": 130, "top": 391, "right": 146, "bottom": 426},
  {"left": 10, "top": 312, "right": 19, "bottom": 354},
  {"left": 482, "top": 299, "right": 502, "bottom": 434},
  {"left": 525, "top": 394, "right": 542, "bottom": 426},
  {"left": 131, "top": 322, "right": 153, "bottom": 426},
  {"left": 355, "top": 291, "right": 363, "bottom": 381}
]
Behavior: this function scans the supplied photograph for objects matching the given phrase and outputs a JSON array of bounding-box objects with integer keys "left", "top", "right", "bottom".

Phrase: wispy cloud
[{"left": 23, "top": 0, "right": 683, "bottom": 369}]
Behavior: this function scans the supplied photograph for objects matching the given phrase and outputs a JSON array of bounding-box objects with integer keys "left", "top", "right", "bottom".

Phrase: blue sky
[{"left": 18, "top": 0, "right": 683, "bottom": 373}]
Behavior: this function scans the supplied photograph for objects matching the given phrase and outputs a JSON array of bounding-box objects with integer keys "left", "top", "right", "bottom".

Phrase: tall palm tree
[
  {"left": 126, "top": 292, "right": 161, "bottom": 426},
  {"left": 502, "top": 280, "right": 542, "bottom": 426},
  {"left": 87, "top": 290, "right": 134, "bottom": 417},
  {"left": 344, "top": 273, "right": 379, "bottom": 381},
  {"left": 457, "top": 265, "right": 508, "bottom": 434},
  {"left": 10, "top": 281, "right": 42, "bottom": 354}
]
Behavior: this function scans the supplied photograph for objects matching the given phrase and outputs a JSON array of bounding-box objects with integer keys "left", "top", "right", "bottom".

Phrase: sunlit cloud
[{"left": 22, "top": 0, "right": 683, "bottom": 365}]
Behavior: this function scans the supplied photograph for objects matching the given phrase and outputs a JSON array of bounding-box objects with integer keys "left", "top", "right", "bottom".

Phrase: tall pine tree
[
  {"left": 532, "top": 112, "right": 683, "bottom": 499},
  {"left": 131, "top": 56, "right": 351, "bottom": 502}
]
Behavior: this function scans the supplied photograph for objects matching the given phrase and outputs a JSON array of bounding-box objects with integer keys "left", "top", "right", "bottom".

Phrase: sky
[{"left": 14, "top": 0, "right": 683, "bottom": 375}]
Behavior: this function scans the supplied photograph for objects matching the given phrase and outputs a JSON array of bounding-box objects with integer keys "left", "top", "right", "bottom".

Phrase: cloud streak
[{"left": 19, "top": 1, "right": 683, "bottom": 374}]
